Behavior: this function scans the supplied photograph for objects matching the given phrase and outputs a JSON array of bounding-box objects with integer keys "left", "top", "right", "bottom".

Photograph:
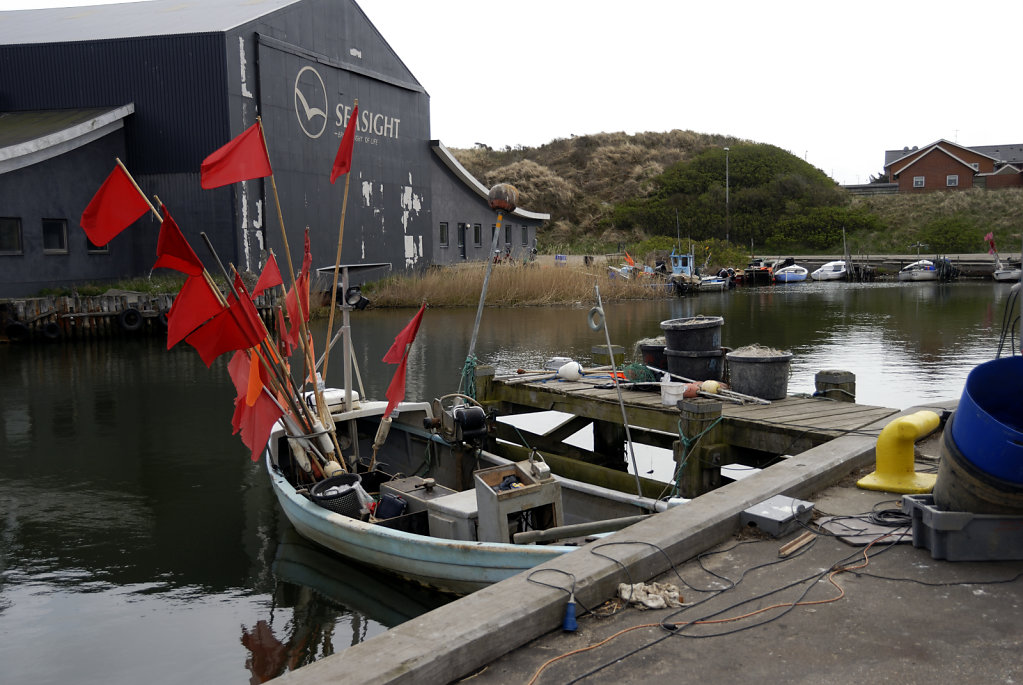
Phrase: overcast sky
[{"left": 7, "top": 0, "right": 1023, "bottom": 185}]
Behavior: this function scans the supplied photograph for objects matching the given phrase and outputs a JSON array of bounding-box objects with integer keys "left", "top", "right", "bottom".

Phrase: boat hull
[
  {"left": 268, "top": 457, "right": 569, "bottom": 595},
  {"left": 994, "top": 269, "right": 1021, "bottom": 282}
]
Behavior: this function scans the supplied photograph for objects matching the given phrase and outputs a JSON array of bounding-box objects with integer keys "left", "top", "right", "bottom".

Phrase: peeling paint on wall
[
  {"left": 404, "top": 234, "right": 422, "bottom": 268},
  {"left": 400, "top": 175, "right": 422, "bottom": 232},
  {"left": 239, "top": 37, "right": 253, "bottom": 99},
  {"left": 361, "top": 180, "right": 373, "bottom": 207}
]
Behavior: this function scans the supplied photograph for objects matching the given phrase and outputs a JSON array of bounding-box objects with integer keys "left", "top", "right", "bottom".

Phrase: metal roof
[
  {"left": 0, "top": 104, "right": 134, "bottom": 174},
  {"left": 430, "top": 141, "right": 551, "bottom": 222},
  {"left": 0, "top": 0, "right": 304, "bottom": 45}
]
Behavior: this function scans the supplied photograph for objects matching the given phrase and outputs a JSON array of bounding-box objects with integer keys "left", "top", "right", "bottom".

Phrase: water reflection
[{"left": 0, "top": 280, "right": 1014, "bottom": 684}]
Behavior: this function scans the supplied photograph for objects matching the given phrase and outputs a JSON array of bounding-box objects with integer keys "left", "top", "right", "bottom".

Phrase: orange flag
[
  {"left": 200, "top": 122, "right": 272, "bottom": 189},
  {"left": 80, "top": 164, "right": 150, "bottom": 246},
  {"left": 624, "top": 251, "right": 635, "bottom": 267}
]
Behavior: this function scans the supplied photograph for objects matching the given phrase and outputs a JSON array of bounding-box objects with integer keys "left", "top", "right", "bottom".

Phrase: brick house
[{"left": 883, "top": 140, "right": 1023, "bottom": 192}]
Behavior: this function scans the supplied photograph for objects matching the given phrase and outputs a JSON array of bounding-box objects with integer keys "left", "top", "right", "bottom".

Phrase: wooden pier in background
[{"left": 475, "top": 366, "right": 898, "bottom": 498}]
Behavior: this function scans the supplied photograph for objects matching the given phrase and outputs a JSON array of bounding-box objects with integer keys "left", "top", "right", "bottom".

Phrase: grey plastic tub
[
  {"left": 725, "top": 350, "right": 793, "bottom": 400},
  {"left": 660, "top": 316, "right": 724, "bottom": 352}
]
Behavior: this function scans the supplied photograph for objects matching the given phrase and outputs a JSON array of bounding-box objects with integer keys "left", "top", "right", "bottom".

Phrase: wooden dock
[{"left": 476, "top": 366, "right": 899, "bottom": 498}]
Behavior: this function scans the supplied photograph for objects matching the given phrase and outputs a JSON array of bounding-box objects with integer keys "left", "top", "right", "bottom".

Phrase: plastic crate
[{"left": 902, "top": 494, "right": 1023, "bottom": 561}]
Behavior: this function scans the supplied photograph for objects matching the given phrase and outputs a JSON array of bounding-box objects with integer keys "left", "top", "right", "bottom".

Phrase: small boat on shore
[{"left": 810, "top": 260, "right": 847, "bottom": 281}]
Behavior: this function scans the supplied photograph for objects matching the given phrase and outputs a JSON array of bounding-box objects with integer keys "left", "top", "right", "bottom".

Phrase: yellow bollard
[{"left": 857, "top": 410, "right": 940, "bottom": 494}]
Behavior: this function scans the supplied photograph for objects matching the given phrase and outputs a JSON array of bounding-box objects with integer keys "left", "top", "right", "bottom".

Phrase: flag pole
[
  {"left": 255, "top": 117, "right": 344, "bottom": 469},
  {"left": 118, "top": 158, "right": 161, "bottom": 221},
  {"left": 323, "top": 98, "right": 357, "bottom": 409}
]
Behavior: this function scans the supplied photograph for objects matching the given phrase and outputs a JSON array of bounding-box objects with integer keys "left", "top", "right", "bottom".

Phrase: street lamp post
[{"left": 724, "top": 147, "right": 730, "bottom": 244}]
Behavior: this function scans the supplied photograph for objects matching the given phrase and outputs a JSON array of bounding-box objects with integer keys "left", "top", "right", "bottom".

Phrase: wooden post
[
  {"left": 592, "top": 420, "right": 627, "bottom": 471},
  {"left": 591, "top": 344, "right": 624, "bottom": 367},
  {"left": 674, "top": 398, "right": 724, "bottom": 498},
  {"left": 815, "top": 369, "right": 856, "bottom": 403}
]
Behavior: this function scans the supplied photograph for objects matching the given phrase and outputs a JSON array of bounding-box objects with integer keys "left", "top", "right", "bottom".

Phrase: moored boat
[
  {"left": 774, "top": 264, "right": 808, "bottom": 282},
  {"left": 810, "top": 260, "right": 847, "bottom": 281},
  {"left": 897, "top": 259, "right": 938, "bottom": 282},
  {"left": 993, "top": 259, "right": 1022, "bottom": 282}
]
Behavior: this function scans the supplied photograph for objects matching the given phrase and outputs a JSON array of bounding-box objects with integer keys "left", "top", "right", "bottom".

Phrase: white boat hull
[
  {"left": 266, "top": 399, "right": 659, "bottom": 594},
  {"left": 775, "top": 266, "right": 808, "bottom": 282},
  {"left": 994, "top": 268, "right": 1022, "bottom": 282}
]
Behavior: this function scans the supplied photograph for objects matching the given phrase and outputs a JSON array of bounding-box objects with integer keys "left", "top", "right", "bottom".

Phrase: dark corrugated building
[{"left": 0, "top": 0, "right": 547, "bottom": 297}]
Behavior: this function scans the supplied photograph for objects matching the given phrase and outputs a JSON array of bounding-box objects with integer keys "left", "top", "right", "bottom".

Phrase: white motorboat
[
  {"left": 897, "top": 260, "right": 939, "bottom": 282},
  {"left": 774, "top": 265, "right": 808, "bottom": 282},
  {"left": 993, "top": 259, "right": 1022, "bottom": 282},
  {"left": 810, "top": 261, "right": 846, "bottom": 281}
]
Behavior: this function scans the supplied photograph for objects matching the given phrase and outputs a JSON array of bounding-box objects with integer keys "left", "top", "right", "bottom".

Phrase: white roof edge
[
  {"left": 0, "top": 103, "right": 135, "bottom": 174},
  {"left": 430, "top": 140, "right": 550, "bottom": 222}
]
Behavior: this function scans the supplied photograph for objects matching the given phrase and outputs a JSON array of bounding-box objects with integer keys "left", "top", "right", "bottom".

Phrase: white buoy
[{"left": 557, "top": 361, "right": 584, "bottom": 381}]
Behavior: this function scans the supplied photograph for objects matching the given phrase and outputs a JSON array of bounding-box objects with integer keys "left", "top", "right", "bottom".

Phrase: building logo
[{"left": 294, "top": 66, "right": 327, "bottom": 139}]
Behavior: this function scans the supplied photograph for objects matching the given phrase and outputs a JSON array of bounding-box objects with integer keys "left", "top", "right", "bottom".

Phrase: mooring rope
[
  {"left": 671, "top": 415, "right": 723, "bottom": 498},
  {"left": 459, "top": 354, "right": 478, "bottom": 400}
]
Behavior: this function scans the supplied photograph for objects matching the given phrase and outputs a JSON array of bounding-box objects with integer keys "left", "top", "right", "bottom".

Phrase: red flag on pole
[
  {"left": 227, "top": 351, "right": 283, "bottom": 462},
  {"left": 985, "top": 232, "right": 997, "bottom": 255},
  {"left": 153, "top": 205, "right": 204, "bottom": 276},
  {"left": 200, "top": 122, "right": 273, "bottom": 189},
  {"left": 252, "top": 254, "right": 284, "bottom": 297},
  {"left": 330, "top": 104, "right": 359, "bottom": 183},
  {"left": 284, "top": 231, "right": 312, "bottom": 350},
  {"left": 184, "top": 276, "right": 265, "bottom": 367},
  {"left": 383, "top": 303, "right": 426, "bottom": 416},
  {"left": 166, "top": 274, "right": 224, "bottom": 349},
  {"left": 382, "top": 303, "right": 425, "bottom": 363},
  {"left": 80, "top": 164, "right": 151, "bottom": 246}
]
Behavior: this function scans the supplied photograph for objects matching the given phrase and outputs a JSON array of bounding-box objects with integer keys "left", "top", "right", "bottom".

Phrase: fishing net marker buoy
[{"left": 488, "top": 183, "right": 518, "bottom": 212}]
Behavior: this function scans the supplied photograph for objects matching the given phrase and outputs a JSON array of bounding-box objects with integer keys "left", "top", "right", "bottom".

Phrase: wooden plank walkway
[{"left": 481, "top": 369, "right": 899, "bottom": 456}]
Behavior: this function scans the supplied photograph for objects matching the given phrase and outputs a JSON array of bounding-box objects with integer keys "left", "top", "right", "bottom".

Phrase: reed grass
[{"left": 364, "top": 263, "right": 669, "bottom": 308}]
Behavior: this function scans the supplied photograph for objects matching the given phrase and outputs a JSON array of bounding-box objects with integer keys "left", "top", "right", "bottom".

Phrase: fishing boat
[
  {"left": 741, "top": 258, "right": 773, "bottom": 285},
  {"left": 810, "top": 260, "right": 847, "bottom": 281},
  {"left": 265, "top": 389, "right": 660, "bottom": 595},
  {"left": 897, "top": 259, "right": 939, "bottom": 282},
  {"left": 698, "top": 274, "right": 730, "bottom": 291},
  {"left": 774, "top": 264, "right": 808, "bottom": 283}
]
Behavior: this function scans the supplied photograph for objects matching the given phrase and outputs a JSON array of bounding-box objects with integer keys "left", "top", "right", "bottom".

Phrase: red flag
[
  {"left": 382, "top": 303, "right": 425, "bottom": 363},
  {"left": 252, "top": 254, "right": 284, "bottom": 297},
  {"left": 166, "top": 274, "right": 224, "bottom": 349},
  {"left": 153, "top": 205, "right": 204, "bottom": 276},
  {"left": 383, "top": 304, "right": 426, "bottom": 416},
  {"left": 284, "top": 231, "right": 312, "bottom": 350},
  {"left": 384, "top": 356, "right": 410, "bottom": 418},
  {"left": 184, "top": 277, "right": 265, "bottom": 367},
  {"left": 330, "top": 104, "right": 359, "bottom": 183},
  {"left": 227, "top": 351, "right": 283, "bottom": 462},
  {"left": 624, "top": 251, "right": 635, "bottom": 267},
  {"left": 985, "top": 232, "right": 997, "bottom": 255},
  {"left": 200, "top": 122, "right": 272, "bottom": 189},
  {"left": 80, "top": 164, "right": 150, "bottom": 246}
]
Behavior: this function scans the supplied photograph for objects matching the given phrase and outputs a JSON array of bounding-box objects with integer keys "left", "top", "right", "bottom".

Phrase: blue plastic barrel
[{"left": 950, "top": 356, "right": 1023, "bottom": 484}]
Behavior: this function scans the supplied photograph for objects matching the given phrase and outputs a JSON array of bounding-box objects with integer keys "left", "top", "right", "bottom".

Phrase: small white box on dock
[{"left": 740, "top": 494, "right": 814, "bottom": 537}]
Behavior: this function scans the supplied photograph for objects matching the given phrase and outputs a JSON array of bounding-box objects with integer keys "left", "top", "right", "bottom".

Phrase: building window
[
  {"left": 87, "top": 237, "right": 109, "bottom": 254},
  {"left": 473, "top": 223, "right": 482, "bottom": 247},
  {"left": 946, "top": 175, "right": 959, "bottom": 187},
  {"left": 42, "top": 218, "right": 68, "bottom": 254},
  {"left": 457, "top": 222, "right": 467, "bottom": 248},
  {"left": 439, "top": 222, "right": 449, "bottom": 247},
  {"left": 913, "top": 176, "right": 925, "bottom": 188},
  {"left": 0, "top": 217, "right": 23, "bottom": 255},
  {"left": 971, "top": 162, "right": 979, "bottom": 170},
  {"left": 504, "top": 223, "right": 511, "bottom": 246},
  {"left": 522, "top": 225, "right": 529, "bottom": 246}
]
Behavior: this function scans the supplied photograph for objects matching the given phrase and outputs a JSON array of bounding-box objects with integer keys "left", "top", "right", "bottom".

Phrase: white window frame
[
  {"left": 913, "top": 176, "right": 925, "bottom": 188},
  {"left": 946, "top": 174, "right": 959, "bottom": 187}
]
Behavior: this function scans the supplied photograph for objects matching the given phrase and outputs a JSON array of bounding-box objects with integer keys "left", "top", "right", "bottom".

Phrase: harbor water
[{"left": 0, "top": 279, "right": 1016, "bottom": 684}]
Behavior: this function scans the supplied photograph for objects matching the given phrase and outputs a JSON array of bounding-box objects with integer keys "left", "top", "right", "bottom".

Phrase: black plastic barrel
[
  {"left": 665, "top": 348, "right": 723, "bottom": 381},
  {"left": 660, "top": 316, "right": 723, "bottom": 352}
]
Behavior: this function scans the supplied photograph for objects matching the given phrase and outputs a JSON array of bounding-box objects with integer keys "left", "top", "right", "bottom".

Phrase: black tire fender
[{"left": 118, "top": 308, "right": 143, "bottom": 332}]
